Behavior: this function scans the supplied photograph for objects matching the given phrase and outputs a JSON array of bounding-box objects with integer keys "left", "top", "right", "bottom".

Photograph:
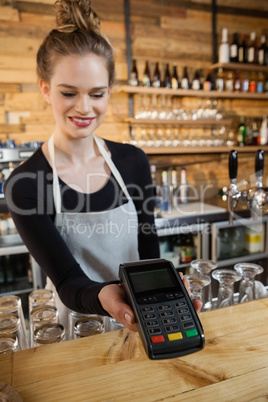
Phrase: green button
[{"left": 185, "top": 328, "right": 198, "bottom": 338}]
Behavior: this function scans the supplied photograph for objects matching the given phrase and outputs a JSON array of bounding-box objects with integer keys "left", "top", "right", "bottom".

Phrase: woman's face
[{"left": 40, "top": 53, "right": 111, "bottom": 140}]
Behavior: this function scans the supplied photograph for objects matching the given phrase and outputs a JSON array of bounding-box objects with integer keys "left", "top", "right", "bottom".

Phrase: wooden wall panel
[{"left": 0, "top": 0, "right": 267, "bottom": 191}]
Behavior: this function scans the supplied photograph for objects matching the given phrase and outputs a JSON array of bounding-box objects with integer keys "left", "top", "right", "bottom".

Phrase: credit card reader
[{"left": 119, "top": 258, "right": 205, "bottom": 360}]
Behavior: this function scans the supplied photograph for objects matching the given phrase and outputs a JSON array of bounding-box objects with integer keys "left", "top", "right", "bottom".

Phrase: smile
[{"left": 69, "top": 117, "right": 95, "bottom": 127}]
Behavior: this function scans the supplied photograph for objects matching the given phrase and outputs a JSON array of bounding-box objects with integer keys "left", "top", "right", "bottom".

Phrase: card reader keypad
[{"left": 140, "top": 294, "right": 198, "bottom": 344}]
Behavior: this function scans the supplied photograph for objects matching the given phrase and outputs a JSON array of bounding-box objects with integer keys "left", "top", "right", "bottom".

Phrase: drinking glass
[
  {"left": 212, "top": 269, "right": 242, "bottom": 308},
  {"left": 234, "top": 263, "right": 264, "bottom": 303},
  {"left": 68, "top": 310, "right": 104, "bottom": 340},
  {"left": 0, "top": 333, "right": 18, "bottom": 354},
  {"left": 104, "top": 317, "right": 125, "bottom": 332},
  {"left": 28, "top": 289, "right": 55, "bottom": 315},
  {"left": 0, "top": 313, "right": 28, "bottom": 350},
  {"left": 0, "top": 295, "right": 28, "bottom": 349},
  {"left": 184, "top": 274, "right": 211, "bottom": 308},
  {"left": 30, "top": 305, "right": 58, "bottom": 347},
  {"left": 190, "top": 259, "right": 218, "bottom": 311},
  {"left": 33, "top": 323, "right": 65, "bottom": 346}
]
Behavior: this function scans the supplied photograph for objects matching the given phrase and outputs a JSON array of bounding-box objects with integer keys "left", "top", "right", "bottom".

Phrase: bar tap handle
[
  {"left": 255, "top": 149, "right": 264, "bottom": 188},
  {"left": 228, "top": 150, "right": 239, "bottom": 225}
]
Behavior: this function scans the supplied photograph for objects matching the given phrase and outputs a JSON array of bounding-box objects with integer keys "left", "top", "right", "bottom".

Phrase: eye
[
  {"left": 60, "top": 92, "right": 76, "bottom": 97},
  {"left": 91, "top": 92, "right": 105, "bottom": 99}
]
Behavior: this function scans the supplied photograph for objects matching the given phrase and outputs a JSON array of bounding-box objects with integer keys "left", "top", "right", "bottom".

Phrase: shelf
[
  {"left": 210, "top": 62, "right": 268, "bottom": 73},
  {"left": 139, "top": 145, "right": 268, "bottom": 155},
  {"left": 117, "top": 85, "right": 268, "bottom": 100},
  {"left": 126, "top": 118, "right": 232, "bottom": 126}
]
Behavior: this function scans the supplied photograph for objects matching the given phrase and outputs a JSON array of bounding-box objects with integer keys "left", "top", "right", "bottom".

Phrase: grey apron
[{"left": 46, "top": 135, "right": 140, "bottom": 330}]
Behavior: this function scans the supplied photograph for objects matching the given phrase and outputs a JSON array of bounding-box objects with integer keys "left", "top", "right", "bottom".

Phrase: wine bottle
[
  {"left": 216, "top": 68, "right": 225, "bottom": 91},
  {"left": 219, "top": 28, "right": 230, "bottom": 64},
  {"left": 161, "top": 170, "right": 170, "bottom": 212},
  {"left": 225, "top": 71, "right": 234, "bottom": 92},
  {"left": 248, "top": 32, "right": 257, "bottom": 64},
  {"left": 179, "top": 167, "right": 188, "bottom": 204},
  {"left": 238, "top": 34, "right": 248, "bottom": 63},
  {"left": 237, "top": 116, "right": 246, "bottom": 146},
  {"left": 142, "top": 61, "right": 151, "bottom": 87},
  {"left": 152, "top": 62, "right": 161, "bottom": 88},
  {"left": 181, "top": 66, "right": 189, "bottom": 90},
  {"left": 230, "top": 32, "right": 239, "bottom": 63},
  {"left": 258, "top": 35, "right": 267, "bottom": 66},
  {"left": 164, "top": 63, "right": 171, "bottom": 88},
  {"left": 251, "top": 121, "right": 260, "bottom": 146},
  {"left": 192, "top": 69, "right": 201, "bottom": 90},
  {"left": 203, "top": 71, "right": 213, "bottom": 91},
  {"left": 171, "top": 64, "right": 179, "bottom": 89},
  {"left": 129, "top": 59, "right": 139, "bottom": 86}
]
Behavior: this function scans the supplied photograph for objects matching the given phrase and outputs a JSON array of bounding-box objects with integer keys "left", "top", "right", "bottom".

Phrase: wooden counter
[{"left": 1, "top": 298, "right": 268, "bottom": 401}]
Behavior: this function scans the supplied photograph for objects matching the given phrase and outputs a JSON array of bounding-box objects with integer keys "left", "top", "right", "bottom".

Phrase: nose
[{"left": 75, "top": 95, "right": 92, "bottom": 115}]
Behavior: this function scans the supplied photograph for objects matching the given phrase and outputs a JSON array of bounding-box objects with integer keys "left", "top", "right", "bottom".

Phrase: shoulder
[{"left": 104, "top": 139, "right": 148, "bottom": 165}]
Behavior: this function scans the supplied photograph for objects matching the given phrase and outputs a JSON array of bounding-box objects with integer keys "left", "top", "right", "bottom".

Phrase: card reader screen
[{"left": 129, "top": 267, "right": 178, "bottom": 293}]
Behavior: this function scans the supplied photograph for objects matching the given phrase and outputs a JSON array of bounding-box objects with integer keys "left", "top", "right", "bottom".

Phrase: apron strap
[{"left": 47, "top": 134, "right": 131, "bottom": 214}]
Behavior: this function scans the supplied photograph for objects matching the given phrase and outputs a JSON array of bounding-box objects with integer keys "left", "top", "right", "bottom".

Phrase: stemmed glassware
[
  {"left": 184, "top": 274, "right": 211, "bottom": 310},
  {"left": 190, "top": 259, "right": 217, "bottom": 311},
  {"left": 234, "top": 263, "right": 264, "bottom": 303},
  {"left": 212, "top": 269, "right": 242, "bottom": 308}
]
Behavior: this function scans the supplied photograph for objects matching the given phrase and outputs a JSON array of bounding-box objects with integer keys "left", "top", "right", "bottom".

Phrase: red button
[{"left": 151, "top": 335, "right": 165, "bottom": 344}]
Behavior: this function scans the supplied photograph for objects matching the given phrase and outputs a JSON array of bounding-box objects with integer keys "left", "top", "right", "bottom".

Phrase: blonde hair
[{"left": 37, "top": 0, "right": 115, "bottom": 85}]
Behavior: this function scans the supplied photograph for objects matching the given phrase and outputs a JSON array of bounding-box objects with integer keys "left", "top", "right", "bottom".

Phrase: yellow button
[{"left": 168, "top": 332, "right": 183, "bottom": 341}]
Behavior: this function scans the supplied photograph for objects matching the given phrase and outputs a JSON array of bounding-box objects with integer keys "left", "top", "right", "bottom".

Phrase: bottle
[
  {"left": 203, "top": 71, "right": 213, "bottom": 91},
  {"left": 225, "top": 71, "right": 234, "bottom": 92},
  {"left": 260, "top": 115, "right": 268, "bottom": 145},
  {"left": 180, "top": 233, "right": 195, "bottom": 264},
  {"left": 234, "top": 70, "right": 241, "bottom": 92},
  {"left": 164, "top": 63, "right": 171, "bottom": 88},
  {"left": 258, "top": 35, "right": 267, "bottom": 66},
  {"left": 129, "top": 60, "right": 139, "bottom": 86},
  {"left": 171, "top": 64, "right": 179, "bottom": 89},
  {"left": 256, "top": 71, "right": 264, "bottom": 93},
  {"left": 152, "top": 62, "right": 161, "bottom": 88},
  {"left": 216, "top": 68, "right": 225, "bottom": 91},
  {"left": 179, "top": 167, "right": 188, "bottom": 204},
  {"left": 237, "top": 116, "right": 246, "bottom": 146},
  {"left": 238, "top": 34, "right": 248, "bottom": 63},
  {"left": 230, "top": 32, "right": 239, "bottom": 63},
  {"left": 219, "top": 28, "right": 230, "bottom": 64},
  {"left": 192, "top": 69, "right": 201, "bottom": 90},
  {"left": 248, "top": 32, "right": 257, "bottom": 64},
  {"left": 170, "top": 168, "right": 178, "bottom": 208},
  {"left": 141, "top": 61, "right": 151, "bottom": 87},
  {"left": 241, "top": 71, "right": 249, "bottom": 92},
  {"left": 161, "top": 170, "right": 170, "bottom": 212},
  {"left": 181, "top": 66, "right": 189, "bottom": 90},
  {"left": 251, "top": 121, "right": 260, "bottom": 146},
  {"left": 249, "top": 71, "right": 257, "bottom": 92}
]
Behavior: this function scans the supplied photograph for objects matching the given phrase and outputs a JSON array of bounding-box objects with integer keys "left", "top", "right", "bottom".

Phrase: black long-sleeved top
[{"left": 4, "top": 139, "right": 159, "bottom": 315}]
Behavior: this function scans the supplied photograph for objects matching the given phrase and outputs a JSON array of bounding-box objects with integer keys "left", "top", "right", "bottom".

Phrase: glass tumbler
[
  {"left": 212, "top": 269, "right": 242, "bottom": 308},
  {"left": 30, "top": 305, "right": 58, "bottom": 347},
  {"left": 190, "top": 259, "right": 217, "bottom": 311},
  {"left": 234, "top": 263, "right": 264, "bottom": 303},
  {"left": 0, "top": 295, "right": 28, "bottom": 349},
  {"left": 0, "top": 333, "right": 18, "bottom": 354},
  {"left": 28, "top": 289, "right": 55, "bottom": 315},
  {"left": 68, "top": 311, "right": 104, "bottom": 340},
  {"left": 33, "top": 323, "right": 65, "bottom": 346},
  {"left": 184, "top": 274, "right": 211, "bottom": 309},
  {"left": 0, "top": 313, "right": 28, "bottom": 350}
]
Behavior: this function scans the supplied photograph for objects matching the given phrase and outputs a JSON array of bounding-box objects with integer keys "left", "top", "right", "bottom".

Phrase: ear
[{"left": 39, "top": 79, "right": 51, "bottom": 104}]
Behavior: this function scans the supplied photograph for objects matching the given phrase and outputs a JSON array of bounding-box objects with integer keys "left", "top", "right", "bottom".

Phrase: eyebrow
[{"left": 57, "top": 84, "right": 108, "bottom": 90}]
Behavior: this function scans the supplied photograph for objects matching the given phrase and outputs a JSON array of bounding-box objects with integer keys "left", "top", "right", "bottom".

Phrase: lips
[{"left": 68, "top": 116, "right": 95, "bottom": 127}]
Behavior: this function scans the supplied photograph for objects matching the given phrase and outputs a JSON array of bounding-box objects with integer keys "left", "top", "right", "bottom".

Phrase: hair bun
[{"left": 55, "top": 0, "right": 100, "bottom": 33}]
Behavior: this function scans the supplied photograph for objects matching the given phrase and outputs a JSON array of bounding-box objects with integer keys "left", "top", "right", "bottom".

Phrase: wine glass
[
  {"left": 190, "top": 259, "right": 217, "bottom": 311},
  {"left": 184, "top": 274, "right": 211, "bottom": 309},
  {"left": 234, "top": 263, "right": 264, "bottom": 303},
  {"left": 212, "top": 269, "right": 242, "bottom": 308}
]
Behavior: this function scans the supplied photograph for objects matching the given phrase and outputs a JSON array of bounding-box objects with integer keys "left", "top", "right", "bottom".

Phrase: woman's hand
[
  {"left": 98, "top": 272, "right": 202, "bottom": 332},
  {"left": 98, "top": 283, "right": 137, "bottom": 332}
]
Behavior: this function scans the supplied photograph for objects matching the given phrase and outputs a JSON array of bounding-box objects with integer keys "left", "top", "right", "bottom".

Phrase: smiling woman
[{"left": 4, "top": 0, "right": 201, "bottom": 333}]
